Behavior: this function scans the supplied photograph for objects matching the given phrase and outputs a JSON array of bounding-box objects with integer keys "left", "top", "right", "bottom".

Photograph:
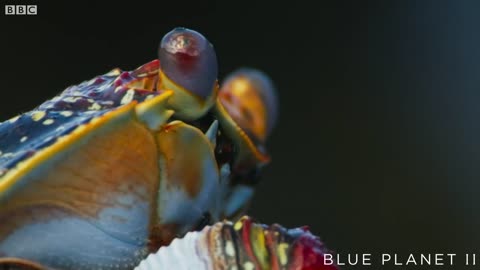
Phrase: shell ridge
[{"left": 0, "top": 103, "right": 136, "bottom": 200}]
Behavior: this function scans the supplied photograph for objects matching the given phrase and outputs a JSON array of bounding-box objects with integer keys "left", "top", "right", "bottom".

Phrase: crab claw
[
  {"left": 219, "top": 68, "right": 278, "bottom": 144},
  {"left": 158, "top": 27, "right": 218, "bottom": 120},
  {"left": 152, "top": 120, "right": 222, "bottom": 247}
]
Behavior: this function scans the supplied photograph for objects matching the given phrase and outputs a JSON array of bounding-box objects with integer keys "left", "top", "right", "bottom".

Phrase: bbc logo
[{"left": 5, "top": 5, "right": 37, "bottom": 15}]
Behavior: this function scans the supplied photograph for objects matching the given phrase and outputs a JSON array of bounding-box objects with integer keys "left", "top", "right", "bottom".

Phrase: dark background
[{"left": 2, "top": 1, "right": 480, "bottom": 269}]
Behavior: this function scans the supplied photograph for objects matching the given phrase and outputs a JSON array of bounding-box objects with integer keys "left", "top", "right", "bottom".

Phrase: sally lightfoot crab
[{"left": 0, "top": 28, "right": 336, "bottom": 270}]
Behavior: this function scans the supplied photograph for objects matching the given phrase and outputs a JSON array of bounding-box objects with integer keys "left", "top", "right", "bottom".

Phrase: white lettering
[{"left": 324, "top": 254, "right": 334, "bottom": 265}]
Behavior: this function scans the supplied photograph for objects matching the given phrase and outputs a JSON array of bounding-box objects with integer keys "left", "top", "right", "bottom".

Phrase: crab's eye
[
  {"left": 219, "top": 69, "right": 278, "bottom": 143},
  {"left": 158, "top": 28, "right": 218, "bottom": 119}
]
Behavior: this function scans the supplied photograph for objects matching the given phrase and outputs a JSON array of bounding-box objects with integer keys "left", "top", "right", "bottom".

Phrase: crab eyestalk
[
  {"left": 135, "top": 216, "right": 339, "bottom": 270},
  {"left": 158, "top": 27, "right": 219, "bottom": 120}
]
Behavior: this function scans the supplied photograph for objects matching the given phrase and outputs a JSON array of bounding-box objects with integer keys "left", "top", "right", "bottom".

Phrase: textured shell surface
[
  {"left": 0, "top": 60, "right": 167, "bottom": 269},
  {"left": 0, "top": 64, "right": 156, "bottom": 176}
]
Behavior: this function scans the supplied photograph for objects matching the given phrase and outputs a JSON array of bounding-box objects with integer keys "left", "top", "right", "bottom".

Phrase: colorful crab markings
[{"left": 0, "top": 28, "right": 337, "bottom": 270}]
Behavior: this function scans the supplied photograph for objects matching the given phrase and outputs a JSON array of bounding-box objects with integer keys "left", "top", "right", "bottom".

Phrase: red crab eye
[{"left": 158, "top": 27, "right": 218, "bottom": 99}]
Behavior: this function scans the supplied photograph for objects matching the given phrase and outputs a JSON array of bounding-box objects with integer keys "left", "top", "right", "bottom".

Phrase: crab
[{"left": 0, "top": 27, "right": 280, "bottom": 270}]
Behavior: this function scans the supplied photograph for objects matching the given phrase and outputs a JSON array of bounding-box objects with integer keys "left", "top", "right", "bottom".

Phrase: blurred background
[{"left": 2, "top": 0, "right": 480, "bottom": 269}]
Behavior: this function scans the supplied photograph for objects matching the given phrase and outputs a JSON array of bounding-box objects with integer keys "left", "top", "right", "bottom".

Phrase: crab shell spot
[
  {"left": 155, "top": 120, "right": 221, "bottom": 236},
  {"left": 88, "top": 102, "right": 102, "bottom": 110},
  {"left": 104, "top": 68, "right": 122, "bottom": 77},
  {"left": 60, "top": 111, "right": 73, "bottom": 117},
  {"left": 63, "top": 96, "right": 82, "bottom": 103},
  {"left": 8, "top": 115, "right": 20, "bottom": 123},
  {"left": 31, "top": 111, "right": 46, "bottom": 122},
  {"left": 0, "top": 103, "right": 160, "bottom": 269},
  {"left": 121, "top": 89, "right": 136, "bottom": 105},
  {"left": 125, "top": 69, "right": 159, "bottom": 92},
  {"left": 42, "top": 119, "right": 54, "bottom": 125}
]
